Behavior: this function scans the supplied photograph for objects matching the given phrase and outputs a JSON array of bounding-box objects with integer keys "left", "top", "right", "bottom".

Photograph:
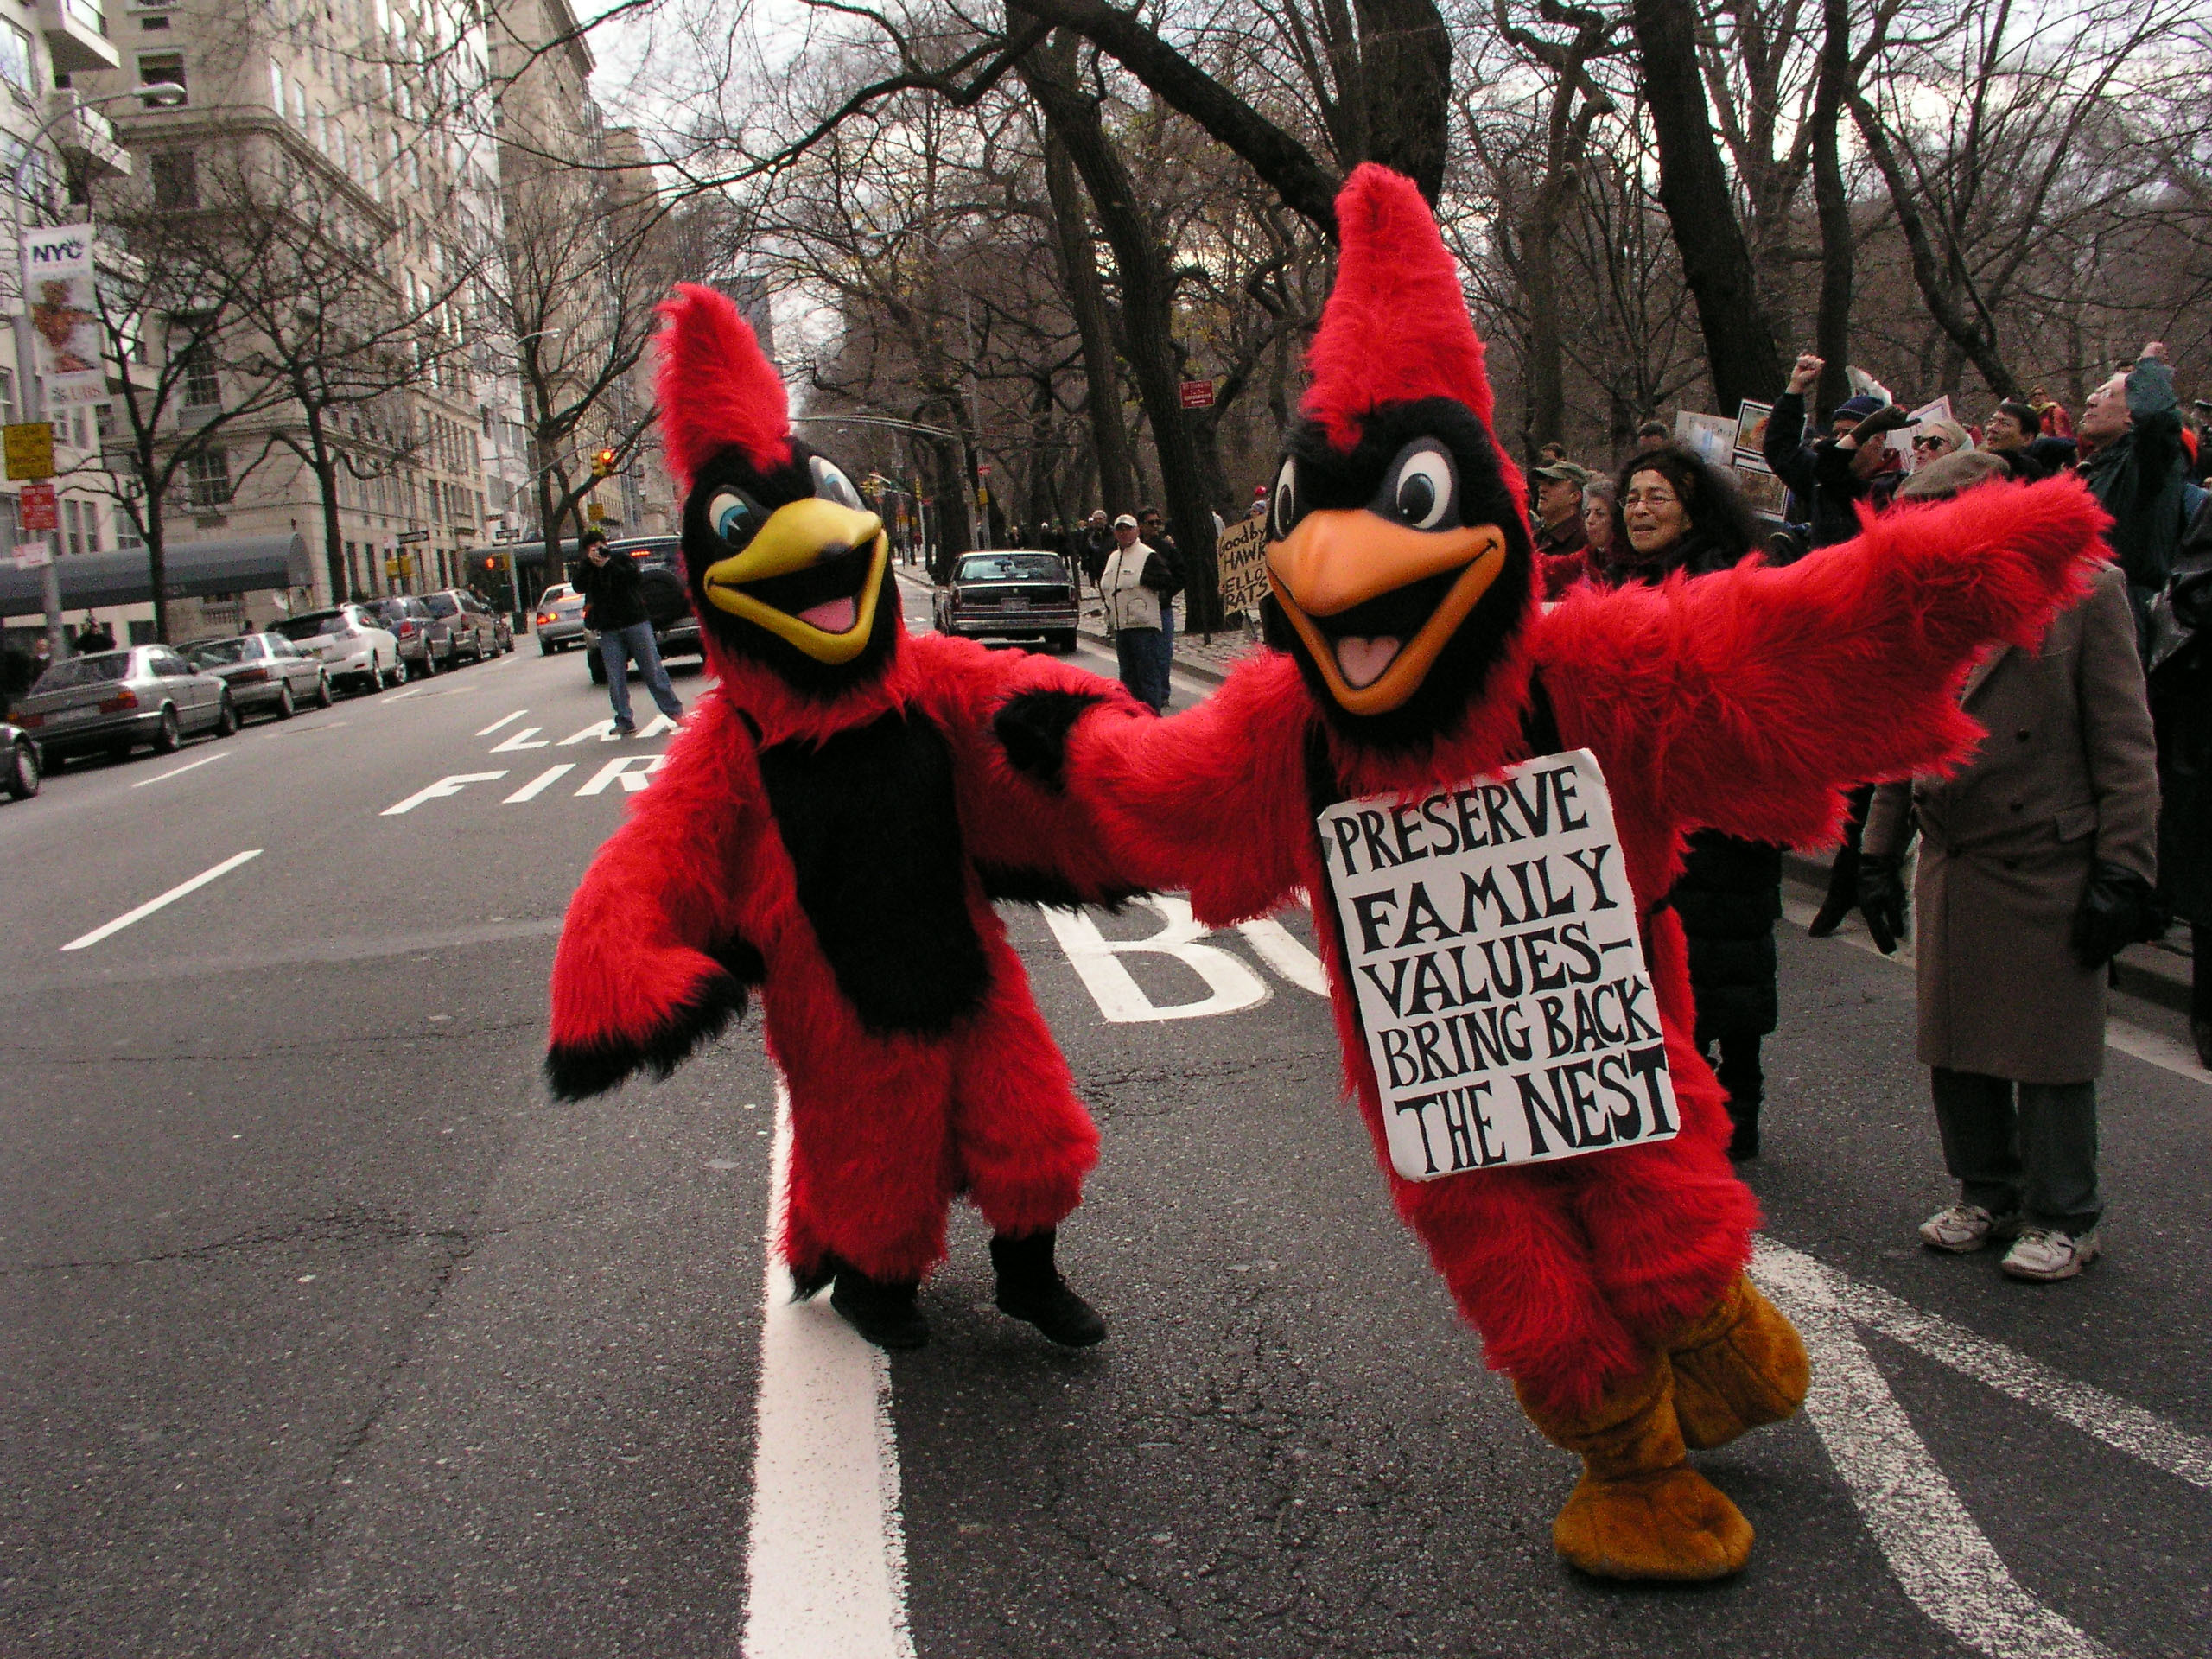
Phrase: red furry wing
[
  {"left": 1537, "top": 473, "right": 2107, "bottom": 850},
  {"left": 545, "top": 696, "right": 772, "bottom": 1098}
]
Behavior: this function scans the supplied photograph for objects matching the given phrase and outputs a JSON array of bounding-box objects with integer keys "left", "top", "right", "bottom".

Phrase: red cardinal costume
[
  {"left": 546, "top": 284, "right": 1141, "bottom": 1351},
  {"left": 1007, "top": 167, "right": 2105, "bottom": 1580}
]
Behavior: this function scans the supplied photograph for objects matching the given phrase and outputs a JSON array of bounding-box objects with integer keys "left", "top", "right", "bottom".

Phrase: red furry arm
[
  {"left": 1051, "top": 652, "right": 1316, "bottom": 927},
  {"left": 545, "top": 695, "right": 768, "bottom": 1098},
  {"left": 1536, "top": 475, "right": 2106, "bottom": 848},
  {"left": 912, "top": 632, "right": 1161, "bottom": 906}
]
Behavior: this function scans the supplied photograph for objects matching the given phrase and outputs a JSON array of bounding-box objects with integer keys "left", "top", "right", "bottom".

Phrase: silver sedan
[
  {"left": 534, "top": 582, "right": 587, "bottom": 653},
  {"left": 184, "top": 632, "right": 333, "bottom": 721},
  {"left": 9, "top": 645, "right": 238, "bottom": 764}
]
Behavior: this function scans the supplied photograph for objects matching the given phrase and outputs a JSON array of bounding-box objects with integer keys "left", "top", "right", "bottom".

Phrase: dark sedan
[
  {"left": 184, "top": 632, "right": 333, "bottom": 721},
  {"left": 365, "top": 596, "right": 441, "bottom": 676},
  {"left": 933, "top": 550, "right": 1079, "bottom": 652},
  {"left": 10, "top": 646, "right": 237, "bottom": 764}
]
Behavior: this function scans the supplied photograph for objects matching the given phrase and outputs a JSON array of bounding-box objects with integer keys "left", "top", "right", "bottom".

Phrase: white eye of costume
[
  {"left": 810, "top": 456, "right": 864, "bottom": 511},
  {"left": 1270, "top": 457, "right": 1299, "bottom": 538},
  {"left": 1392, "top": 448, "right": 1454, "bottom": 531},
  {"left": 708, "top": 490, "right": 759, "bottom": 546}
]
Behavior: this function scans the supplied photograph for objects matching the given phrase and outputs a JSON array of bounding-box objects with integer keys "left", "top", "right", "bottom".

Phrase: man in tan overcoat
[{"left": 1859, "top": 451, "right": 2161, "bottom": 1281}]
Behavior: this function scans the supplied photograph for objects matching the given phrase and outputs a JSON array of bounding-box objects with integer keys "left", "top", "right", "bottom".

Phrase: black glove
[
  {"left": 1857, "top": 853, "right": 1907, "bottom": 955},
  {"left": 2069, "top": 861, "right": 2164, "bottom": 969},
  {"left": 1848, "top": 403, "right": 1913, "bottom": 446}
]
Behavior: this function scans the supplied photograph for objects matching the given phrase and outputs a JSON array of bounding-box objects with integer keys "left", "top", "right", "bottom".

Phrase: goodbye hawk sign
[{"left": 1316, "top": 749, "right": 1680, "bottom": 1181}]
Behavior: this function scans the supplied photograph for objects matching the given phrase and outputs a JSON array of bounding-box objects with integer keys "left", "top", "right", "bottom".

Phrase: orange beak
[{"left": 1267, "top": 510, "right": 1508, "bottom": 714}]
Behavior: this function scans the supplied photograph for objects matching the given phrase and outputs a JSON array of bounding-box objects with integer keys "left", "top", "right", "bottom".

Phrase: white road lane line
[
  {"left": 130, "top": 751, "right": 232, "bottom": 787},
  {"left": 1758, "top": 1239, "right": 2212, "bottom": 1490},
  {"left": 476, "top": 709, "right": 529, "bottom": 736},
  {"left": 1759, "top": 1252, "right": 2113, "bottom": 1659},
  {"left": 378, "top": 772, "right": 509, "bottom": 816},
  {"left": 385, "top": 686, "right": 425, "bottom": 702},
  {"left": 1780, "top": 897, "right": 2209, "bottom": 1091},
  {"left": 503, "top": 764, "right": 575, "bottom": 803},
  {"left": 742, "top": 1090, "right": 914, "bottom": 1659},
  {"left": 61, "top": 849, "right": 263, "bottom": 951}
]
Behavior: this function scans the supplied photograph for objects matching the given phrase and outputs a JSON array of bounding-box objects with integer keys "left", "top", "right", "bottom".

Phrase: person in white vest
[{"left": 1097, "top": 512, "right": 1177, "bottom": 711}]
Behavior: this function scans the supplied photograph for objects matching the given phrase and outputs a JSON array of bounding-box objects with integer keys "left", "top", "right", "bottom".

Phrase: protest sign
[
  {"left": 1733, "top": 400, "right": 1774, "bottom": 473},
  {"left": 1216, "top": 513, "right": 1270, "bottom": 612},
  {"left": 1316, "top": 748, "right": 1680, "bottom": 1180},
  {"left": 1673, "top": 410, "right": 1736, "bottom": 469}
]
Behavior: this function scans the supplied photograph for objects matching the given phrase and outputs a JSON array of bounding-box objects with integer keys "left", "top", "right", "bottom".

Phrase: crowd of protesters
[{"left": 1515, "top": 342, "right": 2205, "bottom": 1284}]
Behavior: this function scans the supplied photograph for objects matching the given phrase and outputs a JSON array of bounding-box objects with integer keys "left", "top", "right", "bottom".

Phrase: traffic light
[
  {"left": 484, "top": 556, "right": 497, "bottom": 570},
  {"left": 591, "top": 447, "right": 617, "bottom": 479}
]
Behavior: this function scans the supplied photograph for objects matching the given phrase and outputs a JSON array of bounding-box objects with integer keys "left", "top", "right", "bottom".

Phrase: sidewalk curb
[{"left": 1783, "top": 850, "right": 2192, "bottom": 1016}]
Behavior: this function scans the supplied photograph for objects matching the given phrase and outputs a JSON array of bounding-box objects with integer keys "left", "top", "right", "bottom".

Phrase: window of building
[
  {"left": 0, "top": 368, "right": 16, "bottom": 427},
  {"left": 0, "top": 22, "right": 36, "bottom": 99},
  {"left": 150, "top": 149, "right": 198, "bottom": 210},
  {"left": 270, "top": 58, "right": 284, "bottom": 113},
  {"left": 71, "top": 408, "right": 89, "bottom": 451},
  {"left": 180, "top": 341, "right": 219, "bottom": 407},
  {"left": 187, "top": 448, "right": 232, "bottom": 509},
  {"left": 63, "top": 499, "right": 82, "bottom": 556},
  {"left": 138, "top": 52, "right": 187, "bottom": 102}
]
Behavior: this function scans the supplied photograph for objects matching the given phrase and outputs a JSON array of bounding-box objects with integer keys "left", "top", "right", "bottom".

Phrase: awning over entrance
[{"left": 0, "top": 533, "right": 314, "bottom": 615}]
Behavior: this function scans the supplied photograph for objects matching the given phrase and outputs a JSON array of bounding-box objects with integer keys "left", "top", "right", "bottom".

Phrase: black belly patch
[{"left": 755, "top": 709, "right": 989, "bottom": 1034}]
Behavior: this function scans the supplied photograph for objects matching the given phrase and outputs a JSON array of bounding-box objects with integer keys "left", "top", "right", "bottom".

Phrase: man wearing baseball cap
[
  {"left": 1529, "top": 458, "right": 1593, "bottom": 597},
  {"left": 1763, "top": 353, "right": 1907, "bottom": 549},
  {"left": 1096, "top": 512, "right": 1178, "bottom": 711}
]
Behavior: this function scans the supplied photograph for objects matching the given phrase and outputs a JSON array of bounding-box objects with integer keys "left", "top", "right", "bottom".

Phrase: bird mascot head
[
  {"left": 654, "top": 283, "right": 900, "bottom": 699},
  {"left": 1262, "top": 165, "right": 1535, "bottom": 748}
]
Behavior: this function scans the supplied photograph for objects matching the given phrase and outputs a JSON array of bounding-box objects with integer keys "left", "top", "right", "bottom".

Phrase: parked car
[
  {"left": 9, "top": 646, "right": 237, "bottom": 764},
  {"left": 2, "top": 720, "right": 39, "bottom": 798},
  {"left": 933, "top": 550, "right": 1079, "bottom": 652},
  {"left": 365, "top": 596, "right": 441, "bottom": 677},
  {"left": 582, "top": 537, "right": 702, "bottom": 684},
  {"left": 271, "top": 605, "right": 404, "bottom": 691},
  {"left": 183, "top": 632, "right": 333, "bottom": 721},
  {"left": 422, "top": 588, "right": 504, "bottom": 665},
  {"left": 535, "top": 582, "right": 586, "bottom": 653}
]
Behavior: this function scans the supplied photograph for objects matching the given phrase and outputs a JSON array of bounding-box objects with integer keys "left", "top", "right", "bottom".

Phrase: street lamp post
[{"left": 9, "top": 84, "right": 187, "bottom": 662}]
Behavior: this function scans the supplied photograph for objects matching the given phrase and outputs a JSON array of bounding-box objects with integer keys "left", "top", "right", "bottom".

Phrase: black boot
[
  {"left": 789, "top": 1252, "right": 841, "bottom": 1302},
  {"left": 991, "top": 1230, "right": 1106, "bottom": 1347},
  {"left": 1727, "top": 1107, "right": 1761, "bottom": 1162},
  {"left": 830, "top": 1266, "right": 929, "bottom": 1350}
]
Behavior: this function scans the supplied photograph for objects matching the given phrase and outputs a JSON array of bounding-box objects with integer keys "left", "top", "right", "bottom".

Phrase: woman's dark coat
[{"left": 2150, "top": 499, "right": 2212, "bottom": 924}]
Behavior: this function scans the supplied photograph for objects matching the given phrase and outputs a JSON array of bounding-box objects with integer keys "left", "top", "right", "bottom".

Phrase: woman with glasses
[{"left": 1605, "top": 448, "right": 1783, "bottom": 1160}]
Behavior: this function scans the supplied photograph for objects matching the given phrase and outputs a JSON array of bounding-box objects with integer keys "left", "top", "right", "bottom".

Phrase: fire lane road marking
[
  {"left": 741, "top": 1086, "right": 914, "bottom": 1659},
  {"left": 503, "top": 764, "right": 575, "bottom": 803},
  {"left": 476, "top": 709, "right": 529, "bottom": 737},
  {"left": 130, "top": 751, "right": 232, "bottom": 788},
  {"left": 379, "top": 772, "right": 510, "bottom": 816},
  {"left": 61, "top": 849, "right": 264, "bottom": 951}
]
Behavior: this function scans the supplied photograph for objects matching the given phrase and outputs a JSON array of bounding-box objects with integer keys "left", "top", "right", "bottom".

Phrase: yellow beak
[
  {"left": 1267, "top": 509, "right": 1508, "bottom": 714},
  {"left": 700, "top": 497, "right": 888, "bottom": 664}
]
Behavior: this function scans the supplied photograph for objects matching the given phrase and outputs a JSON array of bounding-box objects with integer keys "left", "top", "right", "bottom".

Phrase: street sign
[
  {"left": 587, "top": 501, "right": 605, "bottom": 522},
  {"left": 10, "top": 540, "right": 52, "bottom": 571},
  {"left": 1179, "top": 380, "right": 1216, "bottom": 410},
  {"left": 18, "top": 481, "right": 58, "bottom": 532},
  {"left": 3, "top": 422, "right": 54, "bottom": 480},
  {"left": 396, "top": 528, "right": 429, "bottom": 545}
]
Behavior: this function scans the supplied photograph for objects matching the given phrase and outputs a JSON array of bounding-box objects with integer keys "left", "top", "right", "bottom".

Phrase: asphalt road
[{"left": 2, "top": 580, "right": 2206, "bottom": 1658}]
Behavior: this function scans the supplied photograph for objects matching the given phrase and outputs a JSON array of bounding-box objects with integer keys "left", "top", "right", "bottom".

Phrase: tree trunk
[
  {"left": 1847, "top": 91, "right": 2021, "bottom": 400},
  {"left": 144, "top": 503, "right": 169, "bottom": 646},
  {"left": 1808, "top": 0, "right": 1854, "bottom": 420},
  {"left": 1019, "top": 38, "right": 1222, "bottom": 629},
  {"left": 1039, "top": 112, "right": 1135, "bottom": 517},
  {"left": 1629, "top": 0, "right": 1786, "bottom": 414},
  {"left": 301, "top": 403, "right": 347, "bottom": 605},
  {"left": 1351, "top": 0, "right": 1453, "bottom": 201}
]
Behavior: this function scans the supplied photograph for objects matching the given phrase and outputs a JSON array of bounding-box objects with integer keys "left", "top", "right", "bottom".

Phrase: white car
[{"left": 270, "top": 604, "right": 405, "bottom": 692}]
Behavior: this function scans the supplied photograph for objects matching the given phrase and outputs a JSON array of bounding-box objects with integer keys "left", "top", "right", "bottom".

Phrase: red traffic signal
[{"left": 591, "top": 447, "right": 618, "bottom": 478}]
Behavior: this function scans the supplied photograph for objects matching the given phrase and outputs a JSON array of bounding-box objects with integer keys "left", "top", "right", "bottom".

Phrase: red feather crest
[
  {"left": 654, "top": 283, "right": 792, "bottom": 490},
  {"left": 1302, "top": 165, "right": 1501, "bottom": 454}
]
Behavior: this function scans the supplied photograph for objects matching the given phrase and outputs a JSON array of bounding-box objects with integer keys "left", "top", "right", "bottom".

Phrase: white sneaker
[
  {"left": 2000, "top": 1228, "right": 2101, "bottom": 1281},
  {"left": 1918, "top": 1203, "right": 2013, "bottom": 1253}
]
